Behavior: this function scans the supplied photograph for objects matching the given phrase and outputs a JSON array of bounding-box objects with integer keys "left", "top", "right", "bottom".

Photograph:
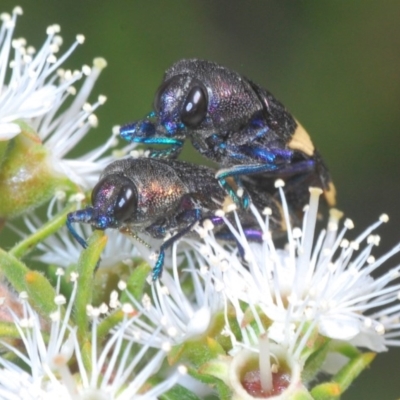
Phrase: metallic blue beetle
[
  {"left": 67, "top": 158, "right": 286, "bottom": 280},
  {"left": 120, "top": 59, "right": 336, "bottom": 211}
]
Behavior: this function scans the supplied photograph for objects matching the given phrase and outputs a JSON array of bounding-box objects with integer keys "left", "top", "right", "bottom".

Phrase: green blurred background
[{"left": 2, "top": 1, "right": 400, "bottom": 398}]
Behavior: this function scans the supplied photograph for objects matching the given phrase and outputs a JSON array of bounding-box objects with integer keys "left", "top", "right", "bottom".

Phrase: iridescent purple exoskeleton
[
  {"left": 67, "top": 158, "right": 286, "bottom": 280},
  {"left": 119, "top": 59, "right": 336, "bottom": 212}
]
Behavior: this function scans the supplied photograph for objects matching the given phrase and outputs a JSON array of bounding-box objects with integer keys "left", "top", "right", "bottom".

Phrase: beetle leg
[
  {"left": 120, "top": 120, "right": 184, "bottom": 159},
  {"left": 129, "top": 137, "right": 184, "bottom": 159},
  {"left": 145, "top": 219, "right": 169, "bottom": 239},
  {"left": 215, "top": 227, "right": 264, "bottom": 258},
  {"left": 147, "top": 144, "right": 183, "bottom": 159},
  {"left": 226, "top": 122, "right": 270, "bottom": 146},
  {"left": 215, "top": 227, "right": 263, "bottom": 243},
  {"left": 218, "top": 176, "right": 251, "bottom": 209},
  {"left": 217, "top": 159, "right": 315, "bottom": 180},
  {"left": 216, "top": 158, "right": 315, "bottom": 209},
  {"left": 151, "top": 208, "right": 203, "bottom": 281},
  {"left": 152, "top": 209, "right": 266, "bottom": 280},
  {"left": 190, "top": 134, "right": 228, "bottom": 162},
  {"left": 215, "top": 158, "right": 280, "bottom": 210},
  {"left": 199, "top": 133, "right": 292, "bottom": 166}
]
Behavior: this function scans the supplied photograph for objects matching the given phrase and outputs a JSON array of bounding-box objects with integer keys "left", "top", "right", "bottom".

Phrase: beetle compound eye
[
  {"left": 153, "top": 76, "right": 181, "bottom": 112},
  {"left": 180, "top": 84, "right": 208, "bottom": 128},
  {"left": 90, "top": 173, "right": 138, "bottom": 228},
  {"left": 91, "top": 177, "right": 108, "bottom": 205},
  {"left": 114, "top": 183, "right": 137, "bottom": 222},
  {"left": 153, "top": 80, "right": 169, "bottom": 112}
]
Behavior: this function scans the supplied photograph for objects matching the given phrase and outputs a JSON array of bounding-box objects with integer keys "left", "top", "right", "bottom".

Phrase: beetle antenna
[
  {"left": 66, "top": 208, "right": 95, "bottom": 249},
  {"left": 119, "top": 226, "right": 151, "bottom": 248}
]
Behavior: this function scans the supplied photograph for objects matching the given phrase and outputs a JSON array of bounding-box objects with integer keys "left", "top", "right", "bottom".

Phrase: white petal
[
  {"left": 321, "top": 351, "right": 349, "bottom": 374},
  {"left": 0, "top": 122, "right": 21, "bottom": 140},
  {"left": 318, "top": 315, "right": 361, "bottom": 340},
  {"left": 18, "top": 85, "right": 57, "bottom": 117},
  {"left": 350, "top": 331, "right": 387, "bottom": 352},
  {"left": 186, "top": 306, "right": 211, "bottom": 336}
]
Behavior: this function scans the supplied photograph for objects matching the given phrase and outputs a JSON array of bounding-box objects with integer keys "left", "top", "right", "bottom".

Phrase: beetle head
[{"left": 67, "top": 174, "right": 138, "bottom": 248}]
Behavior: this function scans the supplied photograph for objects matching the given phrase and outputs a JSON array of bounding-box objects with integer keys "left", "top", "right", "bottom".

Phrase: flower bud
[{"left": 0, "top": 123, "right": 75, "bottom": 218}]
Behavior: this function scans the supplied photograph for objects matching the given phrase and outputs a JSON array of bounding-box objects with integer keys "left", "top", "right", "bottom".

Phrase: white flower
[
  {"left": 164, "top": 183, "right": 400, "bottom": 398},
  {"left": 66, "top": 304, "right": 185, "bottom": 400},
  {"left": 191, "top": 183, "right": 400, "bottom": 352},
  {"left": 120, "top": 249, "right": 224, "bottom": 349},
  {"left": 199, "top": 278, "right": 317, "bottom": 398},
  {"left": 0, "top": 270, "right": 76, "bottom": 396},
  {"left": 0, "top": 7, "right": 83, "bottom": 140},
  {"left": 0, "top": 7, "right": 132, "bottom": 190},
  {"left": 0, "top": 367, "right": 68, "bottom": 400},
  {"left": 0, "top": 271, "right": 185, "bottom": 399}
]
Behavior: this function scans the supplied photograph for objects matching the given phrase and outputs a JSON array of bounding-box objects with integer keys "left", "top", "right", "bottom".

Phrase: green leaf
[
  {"left": 0, "top": 140, "right": 10, "bottom": 169},
  {"left": 302, "top": 339, "right": 331, "bottom": 383},
  {"left": 0, "top": 125, "right": 75, "bottom": 219},
  {"left": 0, "top": 248, "right": 30, "bottom": 293},
  {"left": 47, "top": 264, "right": 77, "bottom": 298},
  {"left": 329, "top": 341, "right": 361, "bottom": 359},
  {"left": 288, "top": 389, "right": 316, "bottom": 400},
  {"left": 80, "top": 338, "right": 92, "bottom": 375},
  {"left": 24, "top": 270, "right": 58, "bottom": 316},
  {"left": 74, "top": 230, "right": 107, "bottom": 342},
  {"left": 332, "top": 352, "right": 376, "bottom": 392},
  {"left": 0, "top": 322, "right": 24, "bottom": 339},
  {"left": 310, "top": 382, "right": 342, "bottom": 400},
  {"left": 0, "top": 249, "right": 57, "bottom": 317},
  {"left": 160, "top": 383, "right": 201, "bottom": 400},
  {"left": 10, "top": 204, "right": 75, "bottom": 259},
  {"left": 121, "top": 261, "right": 152, "bottom": 303},
  {"left": 188, "top": 365, "right": 232, "bottom": 400},
  {"left": 198, "top": 356, "right": 230, "bottom": 384},
  {"left": 97, "top": 310, "right": 124, "bottom": 343},
  {"left": 208, "top": 309, "right": 234, "bottom": 352},
  {"left": 311, "top": 352, "right": 376, "bottom": 399},
  {"left": 169, "top": 336, "right": 225, "bottom": 368}
]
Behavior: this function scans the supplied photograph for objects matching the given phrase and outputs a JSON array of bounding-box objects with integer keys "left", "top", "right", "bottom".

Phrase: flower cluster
[{"left": 0, "top": 7, "right": 399, "bottom": 400}]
